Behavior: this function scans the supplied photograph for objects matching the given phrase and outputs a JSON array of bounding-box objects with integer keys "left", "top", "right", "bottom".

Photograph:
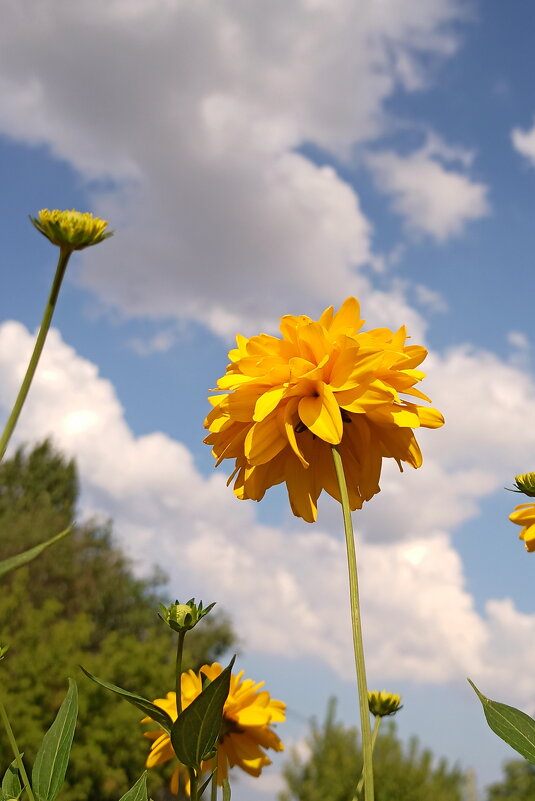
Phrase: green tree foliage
[
  {"left": 486, "top": 759, "right": 535, "bottom": 800},
  {"left": 0, "top": 441, "right": 235, "bottom": 801},
  {"left": 280, "top": 698, "right": 465, "bottom": 801}
]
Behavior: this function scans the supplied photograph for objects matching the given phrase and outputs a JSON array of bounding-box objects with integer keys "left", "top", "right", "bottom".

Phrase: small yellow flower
[
  {"left": 204, "top": 297, "right": 444, "bottom": 522},
  {"left": 512, "top": 472, "right": 535, "bottom": 497},
  {"left": 367, "top": 690, "right": 402, "bottom": 717},
  {"left": 509, "top": 502, "right": 535, "bottom": 552},
  {"left": 30, "top": 209, "right": 112, "bottom": 251},
  {"left": 142, "top": 663, "right": 285, "bottom": 795}
]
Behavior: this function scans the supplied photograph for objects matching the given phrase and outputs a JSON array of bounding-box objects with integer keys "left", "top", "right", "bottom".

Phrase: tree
[
  {"left": 280, "top": 698, "right": 465, "bottom": 801},
  {"left": 486, "top": 759, "right": 535, "bottom": 800},
  {"left": 0, "top": 441, "right": 235, "bottom": 801}
]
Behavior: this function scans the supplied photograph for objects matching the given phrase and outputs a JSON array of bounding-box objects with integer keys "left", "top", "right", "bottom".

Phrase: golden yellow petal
[
  {"left": 298, "top": 383, "right": 343, "bottom": 444},
  {"left": 245, "top": 417, "right": 287, "bottom": 465},
  {"left": 253, "top": 386, "right": 286, "bottom": 422}
]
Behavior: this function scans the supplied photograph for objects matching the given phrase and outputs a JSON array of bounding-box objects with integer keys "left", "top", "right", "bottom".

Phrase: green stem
[
  {"left": 210, "top": 766, "right": 218, "bottom": 801},
  {"left": 0, "top": 698, "right": 36, "bottom": 801},
  {"left": 355, "top": 716, "right": 381, "bottom": 798},
  {"left": 331, "top": 445, "right": 374, "bottom": 801},
  {"left": 189, "top": 767, "right": 199, "bottom": 801},
  {"left": 175, "top": 630, "right": 186, "bottom": 715},
  {"left": 0, "top": 247, "right": 72, "bottom": 462}
]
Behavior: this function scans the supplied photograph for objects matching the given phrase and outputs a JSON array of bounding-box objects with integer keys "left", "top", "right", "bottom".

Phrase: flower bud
[
  {"left": 158, "top": 598, "right": 215, "bottom": 633},
  {"left": 367, "top": 690, "right": 402, "bottom": 718},
  {"left": 512, "top": 473, "right": 535, "bottom": 498},
  {"left": 30, "top": 209, "right": 112, "bottom": 251}
]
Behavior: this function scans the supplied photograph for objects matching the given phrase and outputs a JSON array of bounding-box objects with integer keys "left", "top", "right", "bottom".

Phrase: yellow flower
[
  {"left": 142, "top": 663, "right": 285, "bottom": 794},
  {"left": 204, "top": 297, "right": 444, "bottom": 522},
  {"left": 509, "top": 503, "right": 535, "bottom": 552},
  {"left": 367, "top": 690, "right": 402, "bottom": 717},
  {"left": 30, "top": 209, "right": 112, "bottom": 251},
  {"left": 512, "top": 472, "right": 535, "bottom": 497}
]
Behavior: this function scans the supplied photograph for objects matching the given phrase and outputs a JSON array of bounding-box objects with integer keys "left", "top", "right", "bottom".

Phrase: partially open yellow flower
[
  {"left": 30, "top": 209, "right": 111, "bottom": 251},
  {"left": 142, "top": 663, "right": 285, "bottom": 794},
  {"left": 204, "top": 297, "right": 444, "bottom": 522},
  {"left": 368, "top": 690, "right": 402, "bottom": 717},
  {"left": 509, "top": 503, "right": 535, "bottom": 551}
]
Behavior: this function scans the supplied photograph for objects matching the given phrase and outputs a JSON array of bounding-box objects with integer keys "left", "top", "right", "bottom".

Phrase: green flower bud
[
  {"left": 158, "top": 598, "right": 215, "bottom": 633},
  {"left": 512, "top": 473, "right": 535, "bottom": 498},
  {"left": 30, "top": 209, "right": 112, "bottom": 252},
  {"left": 367, "top": 690, "right": 402, "bottom": 718}
]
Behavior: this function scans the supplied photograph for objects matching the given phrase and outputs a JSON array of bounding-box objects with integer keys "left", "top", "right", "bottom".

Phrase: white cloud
[
  {"left": 0, "top": 0, "right": 464, "bottom": 335},
  {"left": 4, "top": 321, "right": 535, "bottom": 703},
  {"left": 511, "top": 118, "right": 535, "bottom": 167},
  {"left": 366, "top": 147, "right": 490, "bottom": 241}
]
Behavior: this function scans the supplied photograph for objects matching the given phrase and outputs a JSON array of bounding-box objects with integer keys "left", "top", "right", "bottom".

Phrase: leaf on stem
[
  {"left": 118, "top": 772, "right": 148, "bottom": 801},
  {"left": 79, "top": 667, "right": 174, "bottom": 734},
  {"left": 1, "top": 758, "right": 22, "bottom": 799},
  {"left": 469, "top": 679, "right": 535, "bottom": 763},
  {"left": 31, "top": 679, "right": 78, "bottom": 801},
  {"left": 171, "top": 656, "right": 235, "bottom": 769},
  {"left": 0, "top": 525, "right": 73, "bottom": 578}
]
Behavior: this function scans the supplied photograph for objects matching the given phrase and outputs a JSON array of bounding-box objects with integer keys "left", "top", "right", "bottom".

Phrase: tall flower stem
[
  {"left": 355, "top": 716, "right": 381, "bottom": 798},
  {"left": 189, "top": 767, "right": 199, "bottom": 801},
  {"left": 0, "top": 247, "right": 72, "bottom": 462},
  {"left": 0, "top": 698, "right": 36, "bottom": 801},
  {"left": 175, "top": 630, "right": 186, "bottom": 715},
  {"left": 331, "top": 445, "right": 374, "bottom": 801}
]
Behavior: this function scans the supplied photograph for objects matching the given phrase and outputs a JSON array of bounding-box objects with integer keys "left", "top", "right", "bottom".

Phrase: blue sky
[{"left": 2, "top": 1, "right": 535, "bottom": 798}]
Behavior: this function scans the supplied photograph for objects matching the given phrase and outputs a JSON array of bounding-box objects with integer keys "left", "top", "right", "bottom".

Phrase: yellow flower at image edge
[
  {"left": 30, "top": 209, "right": 112, "bottom": 250},
  {"left": 142, "top": 663, "right": 285, "bottom": 794},
  {"left": 204, "top": 297, "right": 444, "bottom": 522},
  {"left": 509, "top": 503, "right": 535, "bottom": 551}
]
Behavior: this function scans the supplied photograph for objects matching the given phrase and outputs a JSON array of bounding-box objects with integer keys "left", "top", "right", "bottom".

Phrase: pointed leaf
[
  {"left": 32, "top": 679, "right": 78, "bottom": 801},
  {"left": 198, "top": 771, "right": 216, "bottom": 798},
  {"left": 0, "top": 525, "right": 73, "bottom": 578},
  {"left": 469, "top": 679, "right": 535, "bottom": 763},
  {"left": 118, "top": 772, "right": 148, "bottom": 801},
  {"left": 222, "top": 778, "right": 231, "bottom": 801},
  {"left": 80, "top": 666, "right": 173, "bottom": 734},
  {"left": 171, "top": 656, "right": 235, "bottom": 769},
  {"left": 2, "top": 759, "right": 22, "bottom": 799}
]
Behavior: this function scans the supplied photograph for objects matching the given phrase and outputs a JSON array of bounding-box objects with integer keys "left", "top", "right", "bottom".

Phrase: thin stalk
[
  {"left": 210, "top": 765, "right": 218, "bottom": 801},
  {"left": 0, "top": 698, "right": 36, "bottom": 801},
  {"left": 355, "top": 716, "right": 381, "bottom": 798},
  {"left": 331, "top": 445, "right": 374, "bottom": 801},
  {"left": 189, "top": 767, "right": 199, "bottom": 801},
  {"left": 0, "top": 247, "right": 72, "bottom": 461},
  {"left": 175, "top": 630, "right": 186, "bottom": 715}
]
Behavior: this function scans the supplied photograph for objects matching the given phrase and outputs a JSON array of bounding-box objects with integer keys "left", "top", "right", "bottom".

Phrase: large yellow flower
[
  {"left": 143, "top": 663, "right": 285, "bottom": 794},
  {"left": 509, "top": 503, "right": 535, "bottom": 552},
  {"left": 204, "top": 297, "right": 444, "bottom": 522}
]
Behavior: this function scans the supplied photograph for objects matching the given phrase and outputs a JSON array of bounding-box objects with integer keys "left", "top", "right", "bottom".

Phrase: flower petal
[{"left": 298, "top": 383, "right": 343, "bottom": 444}]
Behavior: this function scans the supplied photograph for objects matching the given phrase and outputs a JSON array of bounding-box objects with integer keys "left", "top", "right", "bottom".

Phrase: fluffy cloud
[
  {"left": 3, "top": 321, "right": 535, "bottom": 702},
  {"left": 511, "top": 117, "right": 535, "bottom": 167},
  {"left": 0, "top": 0, "right": 464, "bottom": 335},
  {"left": 366, "top": 147, "right": 490, "bottom": 241}
]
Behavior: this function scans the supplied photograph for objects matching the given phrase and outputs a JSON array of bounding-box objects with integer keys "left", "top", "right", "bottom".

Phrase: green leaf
[
  {"left": 469, "top": 679, "right": 535, "bottom": 763},
  {"left": 32, "top": 678, "right": 78, "bottom": 801},
  {"left": 171, "top": 656, "right": 235, "bottom": 769},
  {"left": 0, "top": 525, "right": 73, "bottom": 578},
  {"left": 118, "top": 772, "right": 148, "bottom": 801},
  {"left": 2, "top": 758, "right": 22, "bottom": 799},
  {"left": 222, "top": 778, "right": 231, "bottom": 801},
  {"left": 198, "top": 770, "right": 216, "bottom": 798},
  {"left": 79, "top": 666, "right": 174, "bottom": 734}
]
